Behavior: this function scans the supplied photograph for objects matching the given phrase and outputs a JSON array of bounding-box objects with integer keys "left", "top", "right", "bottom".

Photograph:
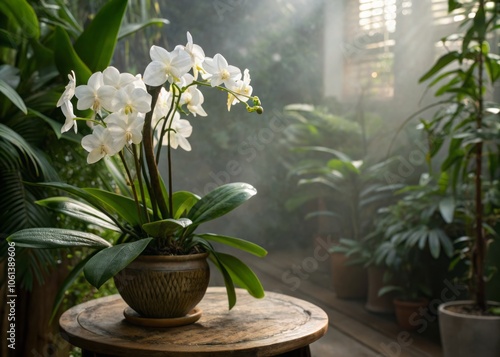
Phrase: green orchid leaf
[
  {"left": 103, "top": 157, "right": 132, "bottom": 197},
  {"left": 83, "top": 188, "right": 147, "bottom": 228},
  {"left": 118, "top": 18, "right": 170, "bottom": 40},
  {"left": 208, "top": 252, "right": 237, "bottom": 310},
  {"left": 142, "top": 218, "right": 192, "bottom": 239},
  {"left": 172, "top": 191, "right": 200, "bottom": 219},
  {"left": 187, "top": 183, "right": 257, "bottom": 229},
  {"left": 84, "top": 238, "right": 152, "bottom": 289},
  {"left": 73, "top": 0, "right": 127, "bottom": 72},
  {"left": 7, "top": 228, "right": 111, "bottom": 249},
  {"left": 36, "top": 197, "right": 120, "bottom": 232},
  {"left": 0, "top": 79, "right": 27, "bottom": 114},
  {"left": 53, "top": 27, "right": 92, "bottom": 84},
  {"left": 0, "top": 0, "right": 39, "bottom": 39},
  {"left": 214, "top": 252, "right": 265, "bottom": 299},
  {"left": 196, "top": 233, "right": 267, "bottom": 257}
]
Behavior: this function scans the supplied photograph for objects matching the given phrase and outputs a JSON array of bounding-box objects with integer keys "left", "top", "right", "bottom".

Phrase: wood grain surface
[{"left": 59, "top": 287, "right": 328, "bottom": 356}]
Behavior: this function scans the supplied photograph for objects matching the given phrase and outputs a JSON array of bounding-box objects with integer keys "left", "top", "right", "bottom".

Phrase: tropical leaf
[
  {"left": 214, "top": 252, "right": 265, "bottom": 299},
  {"left": 187, "top": 183, "right": 256, "bottom": 230},
  {"left": 196, "top": 233, "right": 267, "bottom": 257},
  {"left": 172, "top": 191, "right": 199, "bottom": 219},
  {"left": 118, "top": 18, "right": 170, "bottom": 40},
  {"left": 0, "top": 78, "right": 27, "bottom": 114},
  {"left": 7, "top": 228, "right": 112, "bottom": 249},
  {"left": 73, "top": 0, "right": 128, "bottom": 72},
  {"left": 0, "top": 0, "right": 40, "bottom": 39},
  {"left": 36, "top": 196, "right": 121, "bottom": 232},
  {"left": 83, "top": 238, "right": 152, "bottom": 288},
  {"left": 142, "top": 218, "right": 192, "bottom": 239},
  {"left": 53, "top": 26, "right": 92, "bottom": 84},
  {"left": 83, "top": 187, "right": 147, "bottom": 228}
]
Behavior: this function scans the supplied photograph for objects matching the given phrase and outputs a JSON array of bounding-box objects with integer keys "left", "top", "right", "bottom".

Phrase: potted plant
[
  {"left": 418, "top": 1, "right": 500, "bottom": 353},
  {"left": 370, "top": 174, "right": 459, "bottom": 320},
  {"left": 288, "top": 145, "right": 398, "bottom": 299},
  {"left": 7, "top": 32, "right": 267, "bottom": 321}
]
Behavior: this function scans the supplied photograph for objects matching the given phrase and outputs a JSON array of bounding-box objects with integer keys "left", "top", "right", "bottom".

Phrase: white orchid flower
[
  {"left": 103, "top": 66, "right": 136, "bottom": 90},
  {"left": 227, "top": 68, "right": 253, "bottom": 111},
  {"left": 111, "top": 83, "right": 152, "bottom": 115},
  {"left": 143, "top": 46, "right": 192, "bottom": 86},
  {"left": 81, "top": 126, "right": 120, "bottom": 164},
  {"left": 152, "top": 87, "right": 173, "bottom": 123},
  {"left": 75, "top": 72, "right": 115, "bottom": 114},
  {"left": 57, "top": 70, "right": 76, "bottom": 107},
  {"left": 106, "top": 111, "right": 145, "bottom": 149},
  {"left": 162, "top": 112, "right": 192, "bottom": 151},
  {"left": 182, "top": 86, "right": 207, "bottom": 117},
  {"left": 203, "top": 53, "right": 241, "bottom": 88},
  {"left": 176, "top": 32, "right": 205, "bottom": 80},
  {"left": 61, "top": 101, "right": 77, "bottom": 134}
]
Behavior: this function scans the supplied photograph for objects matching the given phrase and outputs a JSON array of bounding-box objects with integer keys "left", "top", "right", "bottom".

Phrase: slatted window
[{"left": 342, "top": 0, "right": 463, "bottom": 100}]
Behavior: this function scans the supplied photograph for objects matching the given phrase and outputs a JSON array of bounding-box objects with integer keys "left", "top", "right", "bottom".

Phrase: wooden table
[{"left": 59, "top": 287, "right": 328, "bottom": 356}]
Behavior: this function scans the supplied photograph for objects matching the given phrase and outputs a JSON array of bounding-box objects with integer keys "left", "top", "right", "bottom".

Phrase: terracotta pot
[
  {"left": 439, "top": 300, "right": 500, "bottom": 357},
  {"left": 330, "top": 252, "right": 367, "bottom": 299},
  {"left": 365, "top": 266, "right": 395, "bottom": 314},
  {"left": 114, "top": 253, "right": 210, "bottom": 318},
  {"left": 393, "top": 297, "right": 429, "bottom": 331}
]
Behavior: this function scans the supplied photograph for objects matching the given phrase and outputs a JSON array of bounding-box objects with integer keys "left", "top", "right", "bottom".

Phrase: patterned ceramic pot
[{"left": 114, "top": 253, "right": 210, "bottom": 318}]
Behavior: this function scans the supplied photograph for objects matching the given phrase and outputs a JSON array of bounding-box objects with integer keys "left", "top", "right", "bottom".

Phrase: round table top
[{"left": 59, "top": 287, "right": 328, "bottom": 356}]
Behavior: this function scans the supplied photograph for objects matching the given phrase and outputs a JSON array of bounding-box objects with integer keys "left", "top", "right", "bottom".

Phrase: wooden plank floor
[{"left": 211, "top": 246, "right": 444, "bottom": 357}]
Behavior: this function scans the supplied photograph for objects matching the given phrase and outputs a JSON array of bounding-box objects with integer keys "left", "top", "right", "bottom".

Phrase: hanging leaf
[{"left": 73, "top": 0, "right": 128, "bottom": 72}]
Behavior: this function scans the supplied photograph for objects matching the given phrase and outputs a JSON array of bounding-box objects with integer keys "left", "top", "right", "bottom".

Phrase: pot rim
[
  {"left": 439, "top": 300, "right": 500, "bottom": 320},
  {"left": 134, "top": 252, "right": 209, "bottom": 262}
]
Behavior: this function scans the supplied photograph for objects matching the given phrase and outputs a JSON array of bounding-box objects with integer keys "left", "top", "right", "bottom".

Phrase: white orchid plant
[{"left": 8, "top": 32, "right": 266, "bottom": 309}]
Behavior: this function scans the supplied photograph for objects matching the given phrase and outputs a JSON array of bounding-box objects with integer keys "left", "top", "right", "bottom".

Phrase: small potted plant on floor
[
  {"left": 418, "top": 1, "right": 500, "bottom": 354},
  {"left": 368, "top": 174, "right": 459, "bottom": 318},
  {"left": 7, "top": 31, "right": 267, "bottom": 322}
]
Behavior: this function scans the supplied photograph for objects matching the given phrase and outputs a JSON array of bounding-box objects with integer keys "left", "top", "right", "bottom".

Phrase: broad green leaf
[
  {"left": 420, "top": 51, "right": 460, "bottom": 83},
  {"left": 103, "top": 157, "right": 132, "bottom": 197},
  {"left": 7, "top": 228, "right": 111, "bottom": 249},
  {"left": 172, "top": 191, "right": 199, "bottom": 219},
  {"left": 0, "top": 79, "right": 27, "bottom": 114},
  {"left": 378, "top": 285, "right": 402, "bottom": 297},
  {"left": 196, "top": 233, "right": 267, "bottom": 257},
  {"left": 438, "top": 196, "right": 455, "bottom": 223},
  {"left": 187, "top": 183, "right": 256, "bottom": 229},
  {"left": 84, "top": 238, "right": 153, "bottom": 288},
  {"left": 73, "top": 0, "right": 127, "bottom": 71},
  {"left": 142, "top": 218, "right": 192, "bottom": 239},
  {"left": 53, "top": 27, "right": 92, "bottom": 84},
  {"left": 0, "top": 0, "right": 39, "bottom": 39},
  {"left": 36, "top": 197, "right": 120, "bottom": 232},
  {"left": 214, "top": 252, "right": 265, "bottom": 299},
  {"left": 83, "top": 188, "right": 147, "bottom": 228},
  {"left": 118, "top": 18, "right": 170, "bottom": 39},
  {"left": 208, "top": 251, "right": 236, "bottom": 309}
]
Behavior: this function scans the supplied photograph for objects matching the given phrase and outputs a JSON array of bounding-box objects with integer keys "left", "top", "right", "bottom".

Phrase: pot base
[{"left": 123, "top": 306, "right": 203, "bottom": 327}]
